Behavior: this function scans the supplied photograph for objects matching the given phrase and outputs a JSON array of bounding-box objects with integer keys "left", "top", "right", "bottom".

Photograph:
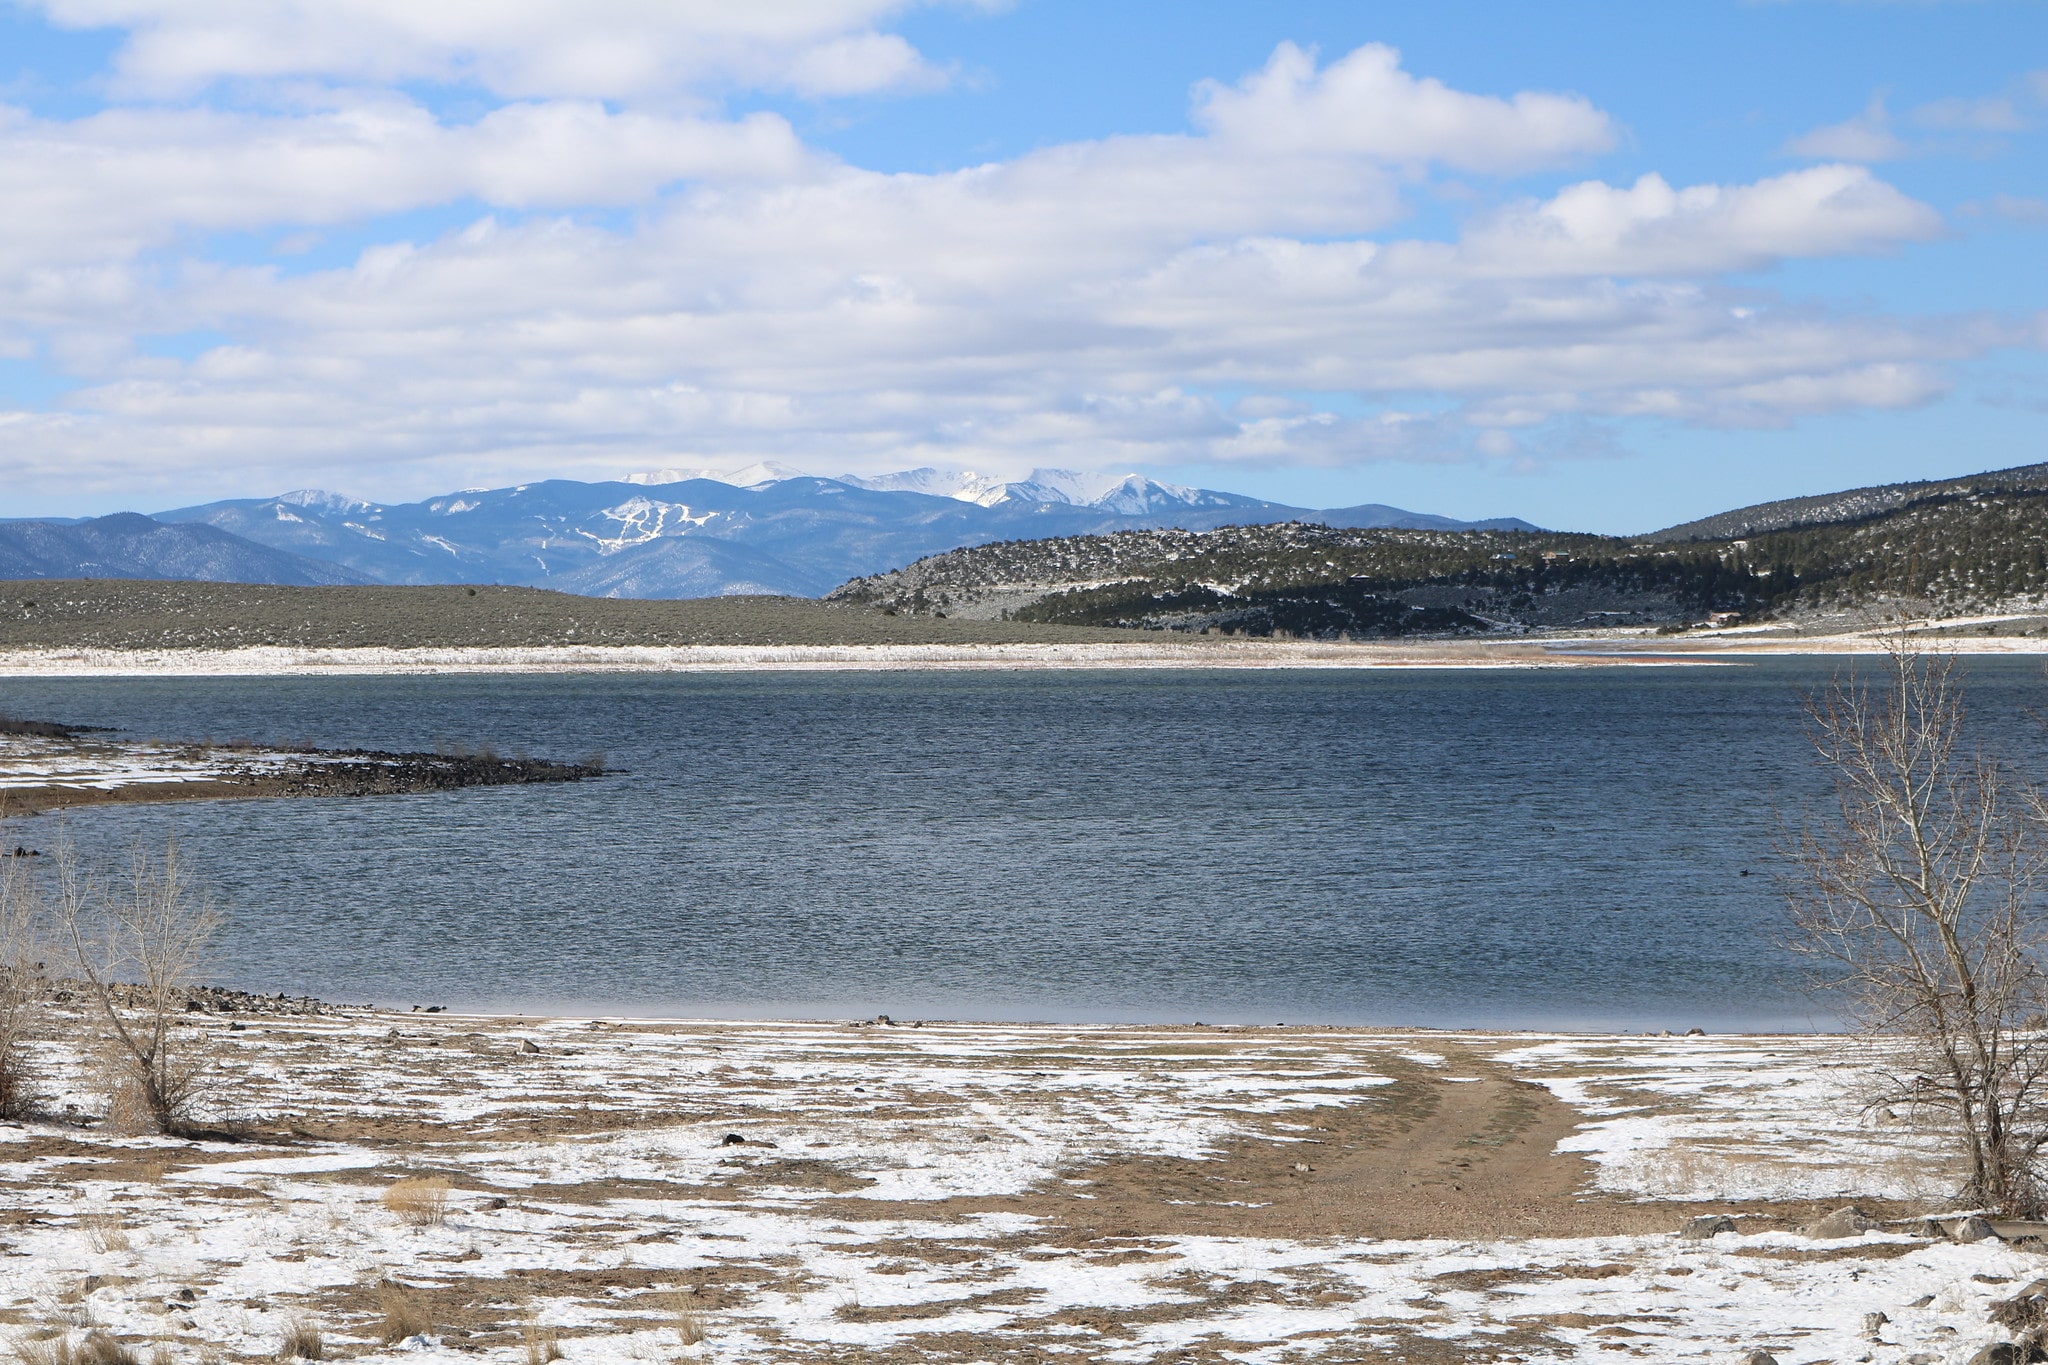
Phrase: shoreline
[{"left": 6, "top": 629, "right": 2048, "bottom": 675}]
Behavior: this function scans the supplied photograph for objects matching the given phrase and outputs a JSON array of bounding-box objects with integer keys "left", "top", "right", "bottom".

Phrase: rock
[
  {"left": 480, "top": 1197, "right": 508, "bottom": 1211},
  {"left": 1800, "top": 1205, "right": 1875, "bottom": 1239},
  {"left": 718, "top": 1133, "right": 746, "bottom": 1147},
  {"left": 1686, "top": 1027, "right": 1707, "bottom": 1036},
  {"left": 1988, "top": 1278, "right": 2048, "bottom": 1332},
  {"left": 1740, "top": 1351, "right": 1779, "bottom": 1365},
  {"left": 517, "top": 1038, "right": 542, "bottom": 1055},
  {"left": 1950, "top": 1215, "right": 2001, "bottom": 1243},
  {"left": 1862, "top": 1311, "right": 1889, "bottom": 1336},
  {"left": 1966, "top": 1344, "right": 2029, "bottom": 1365},
  {"left": 1910, "top": 1295, "right": 1936, "bottom": 1308},
  {"left": 1681, "top": 1214, "right": 1737, "bottom": 1240}
]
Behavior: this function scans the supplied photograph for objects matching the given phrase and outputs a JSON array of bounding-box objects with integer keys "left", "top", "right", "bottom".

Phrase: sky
[{"left": 0, "top": 0, "right": 2043, "bottom": 532}]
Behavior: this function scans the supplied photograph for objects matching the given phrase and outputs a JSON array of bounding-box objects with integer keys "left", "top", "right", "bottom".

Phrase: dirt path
[{"left": 818, "top": 1047, "right": 1895, "bottom": 1244}]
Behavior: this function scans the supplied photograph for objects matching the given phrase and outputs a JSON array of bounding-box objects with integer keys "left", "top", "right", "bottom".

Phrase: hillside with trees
[{"left": 828, "top": 487, "right": 2048, "bottom": 638}]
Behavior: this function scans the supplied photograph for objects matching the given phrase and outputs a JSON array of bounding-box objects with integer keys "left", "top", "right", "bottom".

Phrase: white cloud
[
  {"left": 1966, "top": 194, "right": 2048, "bottom": 226},
  {"left": 0, "top": 99, "right": 813, "bottom": 270},
  {"left": 1783, "top": 96, "right": 1907, "bottom": 161},
  {"left": 1191, "top": 41, "right": 1614, "bottom": 173},
  {"left": 1440, "top": 166, "right": 1941, "bottom": 277},
  {"left": 1909, "top": 93, "right": 2025, "bottom": 131},
  {"left": 0, "top": 29, "right": 2001, "bottom": 499},
  {"left": 24, "top": 0, "right": 951, "bottom": 100}
]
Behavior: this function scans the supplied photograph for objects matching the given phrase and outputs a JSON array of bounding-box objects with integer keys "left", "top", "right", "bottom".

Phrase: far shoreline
[{"left": 4, "top": 628, "right": 2048, "bottom": 676}]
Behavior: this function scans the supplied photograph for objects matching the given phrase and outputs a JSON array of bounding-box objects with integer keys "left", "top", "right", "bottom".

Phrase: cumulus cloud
[
  {"left": 1443, "top": 166, "right": 1943, "bottom": 276},
  {"left": 25, "top": 0, "right": 953, "bottom": 99},
  {"left": 1191, "top": 41, "right": 1614, "bottom": 173}
]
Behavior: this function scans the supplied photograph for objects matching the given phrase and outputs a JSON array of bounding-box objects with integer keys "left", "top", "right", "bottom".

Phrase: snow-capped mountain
[
  {"left": 128, "top": 472, "right": 1537, "bottom": 599},
  {"left": 742, "top": 464, "right": 1282, "bottom": 515},
  {"left": 622, "top": 462, "right": 807, "bottom": 488}
]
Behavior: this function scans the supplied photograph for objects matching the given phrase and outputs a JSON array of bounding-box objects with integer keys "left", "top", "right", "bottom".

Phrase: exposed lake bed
[{"left": 3, "top": 1004, "right": 2027, "bottom": 1365}]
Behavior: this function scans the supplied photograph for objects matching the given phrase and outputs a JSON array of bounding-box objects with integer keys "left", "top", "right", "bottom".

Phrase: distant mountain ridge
[
  {"left": 0, "top": 514, "right": 364, "bottom": 587},
  {"left": 139, "top": 469, "right": 1534, "bottom": 599}
]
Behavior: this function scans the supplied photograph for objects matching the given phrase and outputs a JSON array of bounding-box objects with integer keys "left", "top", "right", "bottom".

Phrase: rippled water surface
[{"left": 8, "top": 659, "right": 2043, "bottom": 1028}]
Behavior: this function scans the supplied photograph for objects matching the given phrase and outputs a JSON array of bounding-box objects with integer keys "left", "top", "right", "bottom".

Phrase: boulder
[
  {"left": 1799, "top": 1205, "right": 1875, "bottom": 1239},
  {"left": 1951, "top": 1215, "right": 2001, "bottom": 1243},
  {"left": 1740, "top": 1352, "right": 1779, "bottom": 1365},
  {"left": 1681, "top": 1214, "right": 1737, "bottom": 1239},
  {"left": 1966, "top": 1344, "right": 2029, "bottom": 1365}
]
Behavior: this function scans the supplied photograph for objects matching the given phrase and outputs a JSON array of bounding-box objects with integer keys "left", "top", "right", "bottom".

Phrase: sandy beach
[{"left": 4, "top": 1006, "right": 2031, "bottom": 1364}]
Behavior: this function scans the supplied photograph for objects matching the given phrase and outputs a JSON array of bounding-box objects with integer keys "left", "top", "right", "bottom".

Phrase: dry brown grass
[
  {"left": 521, "top": 1321, "right": 562, "bottom": 1365},
  {"left": 80, "top": 1214, "right": 129, "bottom": 1254},
  {"left": 381, "top": 1177, "right": 450, "bottom": 1228},
  {"left": 15, "top": 1334, "right": 139, "bottom": 1365},
  {"left": 277, "top": 1318, "right": 323, "bottom": 1361},
  {"left": 671, "top": 1296, "right": 707, "bottom": 1349},
  {"left": 374, "top": 1284, "right": 432, "bottom": 1345}
]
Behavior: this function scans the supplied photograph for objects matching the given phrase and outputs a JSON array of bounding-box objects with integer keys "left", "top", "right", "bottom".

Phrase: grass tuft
[
  {"left": 80, "top": 1214, "right": 129, "bottom": 1254},
  {"left": 381, "top": 1177, "right": 450, "bottom": 1228},
  {"left": 277, "top": 1319, "right": 323, "bottom": 1361},
  {"left": 521, "top": 1322, "right": 563, "bottom": 1365},
  {"left": 670, "top": 1296, "right": 706, "bottom": 1349},
  {"left": 374, "top": 1284, "right": 432, "bottom": 1346}
]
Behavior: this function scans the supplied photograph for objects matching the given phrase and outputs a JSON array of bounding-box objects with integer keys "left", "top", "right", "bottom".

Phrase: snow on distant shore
[{"left": 0, "top": 641, "right": 1709, "bottom": 676}]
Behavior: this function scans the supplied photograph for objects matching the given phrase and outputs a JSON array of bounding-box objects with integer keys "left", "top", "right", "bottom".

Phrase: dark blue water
[{"left": 5, "top": 660, "right": 2040, "bottom": 1029}]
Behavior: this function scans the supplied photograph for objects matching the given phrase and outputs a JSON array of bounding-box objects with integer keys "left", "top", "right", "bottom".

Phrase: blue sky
[{"left": 0, "top": 0, "right": 2042, "bottom": 531}]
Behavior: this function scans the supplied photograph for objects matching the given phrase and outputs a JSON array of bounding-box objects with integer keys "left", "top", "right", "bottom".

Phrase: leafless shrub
[
  {"left": 49, "top": 839, "right": 221, "bottom": 1135},
  {"left": 374, "top": 1283, "right": 432, "bottom": 1345},
  {"left": 277, "top": 1318, "right": 323, "bottom": 1361},
  {"left": 381, "top": 1177, "right": 450, "bottom": 1227},
  {"left": 0, "top": 834, "right": 48, "bottom": 1119},
  {"left": 1785, "top": 638, "right": 2048, "bottom": 1215}
]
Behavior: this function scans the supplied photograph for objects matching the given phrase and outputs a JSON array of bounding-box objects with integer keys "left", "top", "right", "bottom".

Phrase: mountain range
[{"left": 0, "top": 466, "right": 1536, "bottom": 599}]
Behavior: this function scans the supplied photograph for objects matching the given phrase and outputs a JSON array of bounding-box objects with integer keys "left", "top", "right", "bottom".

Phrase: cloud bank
[{"left": 0, "top": 9, "right": 2005, "bottom": 500}]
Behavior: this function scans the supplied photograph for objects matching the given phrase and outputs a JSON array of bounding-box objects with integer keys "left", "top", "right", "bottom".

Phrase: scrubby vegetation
[
  {"left": 0, "top": 581, "right": 1146, "bottom": 650},
  {"left": 831, "top": 489, "right": 2048, "bottom": 638}
]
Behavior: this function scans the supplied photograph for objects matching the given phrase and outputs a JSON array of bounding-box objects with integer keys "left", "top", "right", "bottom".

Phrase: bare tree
[
  {"left": 51, "top": 837, "right": 222, "bottom": 1135},
  {"left": 1786, "top": 638, "right": 2048, "bottom": 1215},
  {"left": 0, "top": 837, "right": 48, "bottom": 1120}
]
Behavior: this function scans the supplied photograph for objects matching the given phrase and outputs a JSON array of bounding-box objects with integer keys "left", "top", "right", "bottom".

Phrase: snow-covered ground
[
  {"left": 0, "top": 733, "right": 305, "bottom": 792},
  {"left": 0, "top": 642, "right": 1675, "bottom": 676},
  {"left": 5, "top": 1015, "right": 2037, "bottom": 1364}
]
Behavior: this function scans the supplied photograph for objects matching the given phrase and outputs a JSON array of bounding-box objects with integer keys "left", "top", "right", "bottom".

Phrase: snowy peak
[
  {"left": 276, "top": 489, "right": 376, "bottom": 514},
  {"left": 836, "top": 466, "right": 1258, "bottom": 513},
  {"left": 625, "top": 462, "right": 807, "bottom": 488},
  {"left": 838, "top": 468, "right": 1012, "bottom": 504}
]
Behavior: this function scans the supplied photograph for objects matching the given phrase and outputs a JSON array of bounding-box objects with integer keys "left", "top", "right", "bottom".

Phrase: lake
[{"left": 6, "top": 657, "right": 2040, "bottom": 1029}]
